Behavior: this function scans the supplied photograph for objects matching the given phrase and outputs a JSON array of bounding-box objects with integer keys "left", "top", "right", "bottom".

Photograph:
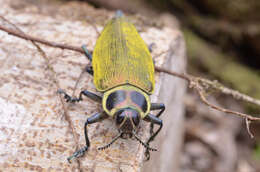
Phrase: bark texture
[
  {"left": 143, "top": 29, "right": 187, "bottom": 172},
  {"left": 0, "top": 0, "right": 186, "bottom": 171}
]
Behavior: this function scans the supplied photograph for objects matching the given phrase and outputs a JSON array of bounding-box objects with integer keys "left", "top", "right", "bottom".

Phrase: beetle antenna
[
  {"left": 98, "top": 132, "right": 122, "bottom": 150},
  {"left": 133, "top": 132, "right": 157, "bottom": 151}
]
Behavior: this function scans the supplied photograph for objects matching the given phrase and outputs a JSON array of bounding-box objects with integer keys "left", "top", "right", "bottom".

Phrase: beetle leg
[
  {"left": 81, "top": 45, "right": 94, "bottom": 75},
  {"left": 67, "top": 112, "right": 107, "bottom": 163},
  {"left": 58, "top": 89, "right": 102, "bottom": 103},
  {"left": 143, "top": 114, "right": 163, "bottom": 160},
  {"left": 148, "top": 43, "right": 155, "bottom": 53},
  {"left": 81, "top": 44, "right": 92, "bottom": 62},
  {"left": 85, "top": 65, "right": 94, "bottom": 76},
  {"left": 150, "top": 103, "right": 165, "bottom": 136}
]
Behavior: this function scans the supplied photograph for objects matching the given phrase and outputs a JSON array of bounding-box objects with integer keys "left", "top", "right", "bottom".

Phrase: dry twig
[{"left": 0, "top": 18, "right": 259, "bottom": 138}]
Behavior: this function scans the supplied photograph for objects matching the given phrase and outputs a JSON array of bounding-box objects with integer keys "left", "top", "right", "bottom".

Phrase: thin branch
[
  {"left": 197, "top": 78, "right": 260, "bottom": 107},
  {"left": 1, "top": 22, "right": 260, "bottom": 110},
  {"left": 193, "top": 82, "right": 259, "bottom": 120},
  {"left": 0, "top": 24, "right": 85, "bottom": 54},
  {"left": 246, "top": 118, "right": 254, "bottom": 138},
  {"left": 154, "top": 66, "right": 190, "bottom": 81},
  {"left": 191, "top": 81, "right": 257, "bottom": 137},
  {"left": 0, "top": 20, "right": 260, "bottom": 135}
]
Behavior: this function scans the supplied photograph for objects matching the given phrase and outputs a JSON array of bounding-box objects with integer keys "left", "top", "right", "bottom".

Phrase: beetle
[{"left": 58, "top": 10, "right": 165, "bottom": 162}]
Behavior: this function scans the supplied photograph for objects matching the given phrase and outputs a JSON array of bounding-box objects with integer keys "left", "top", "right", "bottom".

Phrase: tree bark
[
  {"left": 0, "top": 0, "right": 186, "bottom": 171},
  {"left": 143, "top": 29, "right": 187, "bottom": 172}
]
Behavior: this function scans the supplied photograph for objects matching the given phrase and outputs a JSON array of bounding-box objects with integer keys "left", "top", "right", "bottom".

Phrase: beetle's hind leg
[
  {"left": 148, "top": 43, "right": 157, "bottom": 65},
  {"left": 148, "top": 43, "right": 156, "bottom": 53},
  {"left": 82, "top": 45, "right": 94, "bottom": 76},
  {"left": 58, "top": 89, "right": 102, "bottom": 103},
  {"left": 67, "top": 112, "right": 107, "bottom": 163}
]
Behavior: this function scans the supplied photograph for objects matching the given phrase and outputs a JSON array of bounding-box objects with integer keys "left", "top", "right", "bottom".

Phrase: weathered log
[
  {"left": 0, "top": 0, "right": 186, "bottom": 171},
  {"left": 143, "top": 28, "right": 187, "bottom": 172}
]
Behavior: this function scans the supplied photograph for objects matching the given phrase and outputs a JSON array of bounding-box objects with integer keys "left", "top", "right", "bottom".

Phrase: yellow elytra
[{"left": 92, "top": 13, "right": 155, "bottom": 95}]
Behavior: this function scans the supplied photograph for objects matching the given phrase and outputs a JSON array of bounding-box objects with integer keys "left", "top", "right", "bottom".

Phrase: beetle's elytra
[{"left": 58, "top": 10, "right": 165, "bottom": 162}]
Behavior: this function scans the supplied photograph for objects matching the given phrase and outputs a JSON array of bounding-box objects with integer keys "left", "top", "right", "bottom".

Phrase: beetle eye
[{"left": 115, "top": 110, "right": 125, "bottom": 125}]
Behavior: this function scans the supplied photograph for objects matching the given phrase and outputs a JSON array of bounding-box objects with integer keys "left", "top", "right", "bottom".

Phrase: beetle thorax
[{"left": 102, "top": 85, "right": 150, "bottom": 118}]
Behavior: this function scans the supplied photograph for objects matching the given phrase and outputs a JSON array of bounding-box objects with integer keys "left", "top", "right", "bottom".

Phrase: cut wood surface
[
  {"left": 0, "top": 0, "right": 186, "bottom": 171},
  {"left": 143, "top": 29, "right": 187, "bottom": 172}
]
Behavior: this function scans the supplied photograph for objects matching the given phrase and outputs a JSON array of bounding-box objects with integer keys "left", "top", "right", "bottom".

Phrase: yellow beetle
[{"left": 58, "top": 10, "right": 165, "bottom": 162}]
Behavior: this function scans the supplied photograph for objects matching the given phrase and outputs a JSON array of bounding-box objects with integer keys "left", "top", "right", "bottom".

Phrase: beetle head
[
  {"left": 114, "top": 107, "right": 140, "bottom": 138},
  {"left": 98, "top": 107, "right": 157, "bottom": 152}
]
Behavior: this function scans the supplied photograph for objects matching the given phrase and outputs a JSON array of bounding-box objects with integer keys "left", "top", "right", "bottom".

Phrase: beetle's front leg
[
  {"left": 58, "top": 89, "right": 102, "bottom": 103},
  {"left": 67, "top": 112, "right": 107, "bottom": 163},
  {"left": 143, "top": 114, "right": 163, "bottom": 161},
  {"left": 150, "top": 103, "right": 165, "bottom": 136},
  {"left": 142, "top": 103, "right": 164, "bottom": 160}
]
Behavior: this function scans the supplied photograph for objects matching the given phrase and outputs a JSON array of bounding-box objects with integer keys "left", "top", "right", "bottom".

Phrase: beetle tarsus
[
  {"left": 67, "top": 112, "right": 107, "bottom": 163},
  {"left": 67, "top": 146, "right": 88, "bottom": 163},
  {"left": 57, "top": 89, "right": 82, "bottom": 103},
  {"left": 143, "top": 113, "right": 163, "bottom": 160},
  {"left": 145, "top": 148, "right": 151, "bottom": 161},
  {"left": 58, "top": 89, "right": 102, "bottom": 103}
]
